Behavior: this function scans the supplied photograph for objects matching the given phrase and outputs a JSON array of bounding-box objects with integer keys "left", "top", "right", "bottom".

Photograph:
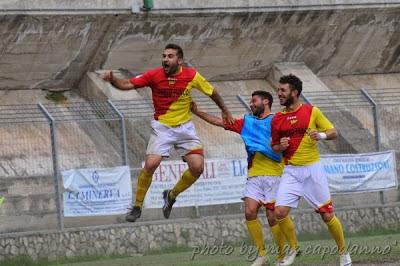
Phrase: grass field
[{"left": 2, "top": 232, "right": 399, "bottom": 266}]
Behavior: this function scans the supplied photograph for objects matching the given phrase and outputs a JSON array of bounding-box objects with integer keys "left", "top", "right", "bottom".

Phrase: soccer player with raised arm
[
  {"left": 192, "top": 91, "right": 298, "bottom": 266},
  {"left": 102, "top": 43, "right": 234, "bottom": 222},
  {"left": 271, "top": 74, "right": 352, "bottom": 266}
]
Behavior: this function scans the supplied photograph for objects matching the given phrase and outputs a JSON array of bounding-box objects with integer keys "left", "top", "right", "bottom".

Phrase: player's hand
[
  {"left": 191, "top": 101, "right": 198, "bottom": 114},
  {"left": 309, "top": 129, "right": 328, "bottom": 141},
  {"left": 308, "top": 130, "right": 320, "bottom": 141},
  {"left": 102, "top": 70, "right": 114, "bottom": 82},
  {"left": 222, "top": 110, "right": 235, "bottom": 125},
  {"left": 280, "top": 137, "right": 290, "bottom": 150}
]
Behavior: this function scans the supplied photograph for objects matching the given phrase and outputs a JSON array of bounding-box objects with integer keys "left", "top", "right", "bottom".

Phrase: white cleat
[
  {"left": 250, "top": 255, "right": 268, "bottom": 266},
  {"left": 279, "top": 249, "right": 298, "bottom": 266},
  {"left": 340, "top": 252, "right": 352, "bottom": 266}
]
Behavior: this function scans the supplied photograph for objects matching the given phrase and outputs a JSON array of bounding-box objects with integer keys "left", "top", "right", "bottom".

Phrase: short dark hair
[
  {"left": 252, "top": 90, "right": 273, "bottom": 109},
  {"left": 165, "top": 43, "right": 184, "bottom": 59},
  {"left": 279, "top": 74, "right": 303, "bottom": 96}
]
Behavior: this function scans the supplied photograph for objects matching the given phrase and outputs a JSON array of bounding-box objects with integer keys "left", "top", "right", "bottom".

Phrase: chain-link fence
[
  {"left": 0, "top": 89, "right": 399, "bottom": 234},
  {"left": 0, "top": 104, "right": 55, "bottom": 234}
]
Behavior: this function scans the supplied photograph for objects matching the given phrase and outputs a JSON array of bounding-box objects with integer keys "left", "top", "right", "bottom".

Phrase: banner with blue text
[
  {"left": 321, "top": 150, "right": 397, "bottom": 194},
  {"left": 63, "top": 166, "right": 132, "bottom": 217}
]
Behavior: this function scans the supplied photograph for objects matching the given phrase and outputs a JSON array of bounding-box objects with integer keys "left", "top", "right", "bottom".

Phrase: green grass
[
  {"left": 296, "top": 226, "right": 399, "bottom": 242},
  {"left": 1, "top": 233, "right": 399, "bottom": 266}
]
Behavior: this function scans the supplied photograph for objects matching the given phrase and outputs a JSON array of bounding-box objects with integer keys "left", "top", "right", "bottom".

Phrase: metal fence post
[
  {"left": 361, "top": 89, "right": 381, "bottom": 151},
  {"left": 236, "top": 95, "right": 251, "bottom": 113},
  {"left": 38, "top": 103, "right": 64, "bottom": 231},
  {"left": 107, "top": 100, "right": 128, "bottom": 166},
  {"left": 360, "top": 89, "right": 384, "bottom": 204}
]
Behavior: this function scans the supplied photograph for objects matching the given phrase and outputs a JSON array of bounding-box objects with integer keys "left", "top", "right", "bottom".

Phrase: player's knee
[
  {"left": 245, "top": 209, "right": 258, "bottom": 220},
  {"left": 317, "top": 202, "right": 334, "bottom": 222},
  {"left": 321, "top": 212, "right": 334, "bottom": 223},
  {"left": 188, "top": 164, "right": 203, "bottom": 177},
  {"left": 245, "top": 203, "right": 258, "bottom": 220},
  {"left": 275, "top": 206, "right": 289, "bottom": 220},
  {"left": 143, "top": 162, "right": 159, "bottom": 174},
  {"left": 266, "top": 211, "right": 277, "bottom": 226}
]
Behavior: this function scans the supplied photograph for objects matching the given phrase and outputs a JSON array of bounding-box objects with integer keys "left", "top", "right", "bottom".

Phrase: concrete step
[
  {"left": 0, "top": 193, "right": 56, "bottom": 216},
  {"left": 0, "top": 175, "right": 54, "bottom": 197},
  {"left": 0, "top": 213, "right": 57, "bottom": 233}
]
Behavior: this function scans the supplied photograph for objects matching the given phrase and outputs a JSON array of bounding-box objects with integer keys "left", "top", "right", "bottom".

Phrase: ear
[
  {"left": 291, "top": 89, "right": 299, "bottom": 97},
  {"left": 177, "top": 57, "right": 184, "bottom": 65}
]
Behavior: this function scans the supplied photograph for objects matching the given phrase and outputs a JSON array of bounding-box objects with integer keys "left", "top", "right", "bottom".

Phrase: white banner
[
  {"left": 143, "top": 159, "right": 247, "bottom": 208},
  {"left": 321, "top": 150, "right": 398, "bottom": 194},
  {"left": 62, "top": 166, "right": 132, "bottom": 217},
  {"left": 143, "top": 151, "right": 398, "bottom": 208}
]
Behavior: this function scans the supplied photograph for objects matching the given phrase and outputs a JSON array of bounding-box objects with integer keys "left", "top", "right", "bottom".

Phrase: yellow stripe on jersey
[
  {"left": 158, "top": 72, "right": 214, "bottom": 126},
  {"left": 287, "top": 106, "right": 334, "bottom": 166},
  {"left": 248, "top": 152, "right": 284, "bottom": 177}
]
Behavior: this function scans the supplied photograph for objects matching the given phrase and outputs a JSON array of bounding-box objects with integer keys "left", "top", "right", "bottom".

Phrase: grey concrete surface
[
  {"left": 1, "top": 7, "right": 400, "bottom": 90},
  {"left": 1, "top": 0, "right": 400, "bottom": 13}
]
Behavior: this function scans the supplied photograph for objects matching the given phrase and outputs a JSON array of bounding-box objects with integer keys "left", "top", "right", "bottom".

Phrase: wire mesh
[
  {"left": 41, "top": 102, "right": 125, "bottom": 171},
  {"left": 0, "top": 104, "right": 52, "bottom": 177},
  {"left": 365, "top": 88, "right": 400, "bottom": 105},
  {"left": 377, "top": 104, "right": 400, "bottom": 151},
  {"left": 42, "top": 101, "right": 121, "bottom": 122},
  {"left": 301, "top": 90, "right": 378, "bottom": 154},
  {"left": 0, "top": 104, "right": 56, "bottom": 234}
]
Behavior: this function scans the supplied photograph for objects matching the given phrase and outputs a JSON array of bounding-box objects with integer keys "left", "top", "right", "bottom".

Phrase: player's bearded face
[
  {"left": 278, "top": 83, "right": 294, "bottom": 107},
  {"left": 162, "top": 49, "right": 181, "bottom": 76},
  {"left": 250, "top": 96, "right": 265, "bottom": 117}
]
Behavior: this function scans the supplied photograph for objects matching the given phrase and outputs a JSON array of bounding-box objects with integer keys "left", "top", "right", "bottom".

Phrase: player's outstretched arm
[
  {"left": 209, "top": 90, "right": 235, "bottom": 125},
  {"left": 102, "top": 70, "right": 135, "bottom": 90},
  {"left": 191, "top": 102, "right": 224, "bottom": 128}
]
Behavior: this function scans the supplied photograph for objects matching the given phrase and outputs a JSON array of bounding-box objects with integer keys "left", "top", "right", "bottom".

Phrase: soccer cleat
[
  {"left": 339, "top": 252, "right": 352, "bottom": 266},
  {"left": 162, "top": 189, "right": 176, "bottom": 219},
  {"left": 279, "top": 248, "right": 298, "bottom": 266},
  {"left": 250, "top": 255, "right": 269, "bottom": 266},
  {"left": 0, "top": 196, "right": 4, "bottom": 206},
  {"left": 125, "top": 206, "right": 142, "bottom": 222}
]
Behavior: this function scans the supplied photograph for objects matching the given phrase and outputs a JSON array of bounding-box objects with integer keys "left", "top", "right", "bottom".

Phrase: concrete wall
[
  {"left": 1, "top": 7, "right": 400, "bottom": 90},
  {"left": 0, "top": 203, "right": 399, "bottom": 261},
  {"left": 1, "top": 0, "right": 399, "bottom": 11}
]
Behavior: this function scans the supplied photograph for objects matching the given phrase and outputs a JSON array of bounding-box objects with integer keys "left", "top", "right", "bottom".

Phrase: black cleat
[
  {"left": 125, "top": 206, "right": 142, "bottom": 222},
  {"left": 162, "top": 190, "right": 176, "bottom": 219}
]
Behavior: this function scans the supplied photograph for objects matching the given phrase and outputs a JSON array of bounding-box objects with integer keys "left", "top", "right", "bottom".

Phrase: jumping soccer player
[
  {"left": 191, "top": 90, "right": 298, "bottom": 266},
  {"left": 271, "top": 74, "right": 352, "bottom": 266},
  {"left": 102, "top": 43, "right": 234, "bottom": 222}
]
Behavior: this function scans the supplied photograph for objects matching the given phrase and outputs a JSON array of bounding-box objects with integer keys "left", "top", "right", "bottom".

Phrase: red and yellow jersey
[
  {"left": 224, "top": 118, "right": 283, "bottom": 177},
  {"left": 271, "top": 104, "right": 334, "bottom": 166},
  {"left": 130, "top": 66, "right": 214, "bottom": 126}
]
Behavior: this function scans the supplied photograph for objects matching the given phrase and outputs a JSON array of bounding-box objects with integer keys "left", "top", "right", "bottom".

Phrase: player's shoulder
[
  {"left": 305, "top": 104, "right": 323, "bottom": 113},
  {"left": 272, "top": 110, "right": 285, "bottom": 119},
  {"left": 181, "top": 66, "right": 198, "bottom": 78}
]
